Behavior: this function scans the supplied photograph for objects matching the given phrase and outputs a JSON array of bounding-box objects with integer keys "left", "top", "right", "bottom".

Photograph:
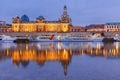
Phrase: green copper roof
[{"left": 106, "top": 22, "right": 120, "bottom": 25}]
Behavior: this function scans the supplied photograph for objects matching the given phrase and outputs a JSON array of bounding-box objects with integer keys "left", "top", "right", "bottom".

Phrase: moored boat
[
  {"left": 114, "top": 37, "right": 120, "bottom": 41},
  {"left": 30, "top": 34, "right": 105, "bottom": 42},
  {"left": 30, "top": 35, "right": 93, "bottom": 42},
  {"left": 30, "top": 35, "right": 54, "bottom": 42},
  {"left": 70, "top": 36, "right": 93, "bottom": 42},
  {"left": 0, "top": 35, "right": 17, "bottom": 42},
  {"left": 91, "top": 36, "right": 104, "bottom": 42}
]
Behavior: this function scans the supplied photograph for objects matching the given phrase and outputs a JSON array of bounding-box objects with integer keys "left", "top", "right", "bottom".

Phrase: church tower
[
  {"left": 63, "top": 5, "right": 68, "bottom": 17},
  {"left": 59, "top": 5, "right": 71, "bottom": 24}
]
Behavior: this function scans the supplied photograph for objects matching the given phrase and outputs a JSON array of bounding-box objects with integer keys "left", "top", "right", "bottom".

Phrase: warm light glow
[{"left": 12, "top": 23, "right": 69, "bottom": 32}]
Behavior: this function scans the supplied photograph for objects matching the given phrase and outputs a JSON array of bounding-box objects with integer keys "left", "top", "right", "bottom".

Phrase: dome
[
  {"left": 21, "top": 14, "right": 29, "bottom": 23},
  {"left": 36, "top": 16, "right": 45, "bottom": 20}
]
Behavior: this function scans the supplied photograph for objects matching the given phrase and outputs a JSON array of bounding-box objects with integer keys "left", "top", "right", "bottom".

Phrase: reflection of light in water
[
  {"left": 2, "top": 42, "right": 120, "bottom": 61},
  {"left": 109, "top": 49, "right": 111, "bottom": 53},
  {"left": 90, "top": 49, "right": 92, "bottom": 55},
  {"left": 70, "top": 47, "right": 72, "bottom": 55},
  {"left": 26, "top": 44, "right": 28, "bottom": 50},
  {"left": 113, "top": 49, "right": 116, "bottom": 56},
  {"left": 96, "top": 49, "right": 98, "bottom": 55},
  {"left": 99, "top": 43, "right": 101, "bottom": 49},
  {"left": 58, "top": 36, "right": 62, "bottom": 40},
  {"left": 58, "top": 42, "right": 62, "bottom": 50},
  {"left": 64, "top": 49, "right": 66, "bottom": 54},
  {"left": 0, "top": 43, "right": 17, "bottom": 49},
  {"left": 50, "top": 43, "right": 54, "bottom": 48},
  {"left": 116, "top": 43, "right": 119, "bottom": 49},
  {"left": 87, "top": 42, "right": 92, "bottom": 48},
  {"left": 82, "top": 49, "right": 84, "bottom": 55},
  {"left": 46, "top": 50, "right": 48, "bottom": 55},
  {"left": 7, "top": 48, "right": 9, "bottom": 55},
  {"left": 103, "top": 50, "right": 106, "bottom": 56},
  {"left": 36, "top": 43, "right": 41, "bottom": 50},
  {"left": 1, "top": 41, "right": 120, "bottom": 76},
  {"left": 96, "top": 42, "right": 101, "bottom": 49}
]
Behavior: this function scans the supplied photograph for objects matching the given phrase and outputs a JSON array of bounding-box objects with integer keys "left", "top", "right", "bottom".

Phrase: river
[{"left": 0, "top": 42, "right": 120, "bottom": 80}]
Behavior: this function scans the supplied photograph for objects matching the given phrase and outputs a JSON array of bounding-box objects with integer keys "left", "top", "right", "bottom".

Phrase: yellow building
[{"left": 12, "top": 6, "right": 71, "bottom": 32}]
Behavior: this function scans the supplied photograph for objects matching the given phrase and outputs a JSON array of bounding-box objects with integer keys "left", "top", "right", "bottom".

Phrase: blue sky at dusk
[{"left": 0, "top": 0, "right": 120, "bottom": 26}]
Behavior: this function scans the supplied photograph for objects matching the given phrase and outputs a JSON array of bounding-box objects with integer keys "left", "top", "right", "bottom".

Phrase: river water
[{"left": 0, "top": 42, "right": 120, "bottom": 80}]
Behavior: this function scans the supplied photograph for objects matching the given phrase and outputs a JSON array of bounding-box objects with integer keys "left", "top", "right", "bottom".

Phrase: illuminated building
[
  {"left": 12, "top": 6, "right": 71, "bottom": 32},
  {"left": 69, "top": 26, "right": 86, "bottom": 32},
  {"left": 0, "top": 21, "right": 6, "bottom": 27},
  {"left": 104, "top": 23, "right": 120, "bottom": 32},
  {"left": 0, "top": 23, "right": 12, "bottom": 32},
  {"left": 86, "top": 24, "right": 105, "bottom": 32}
]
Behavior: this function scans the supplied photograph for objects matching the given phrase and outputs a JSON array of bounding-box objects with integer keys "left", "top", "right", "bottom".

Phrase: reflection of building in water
[
  {"left": 85, "top": 42, "right": 120, "bottom": 57},
  {"left": 0, "top": 42, "right": 120, "bottom": 75},
  {"left": 0, "top": 43, "right": 72, "bottom": 76}
]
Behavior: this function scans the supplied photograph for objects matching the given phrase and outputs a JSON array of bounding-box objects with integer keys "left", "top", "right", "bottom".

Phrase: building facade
[
  {"left": 12, "top": 6, "right": 71, "bottom": 32},
  {"left": 86, "top": 24, "right": 105, "bottom": 32},
  {"left": 104, "top": 23, "right": 120, "bottom": 32},
  {"left": 0, "top": 25, "right": 12, "bottom": 32},
  {"left": 69, "top": 26, "right": 86, "bottom": 32},
  {"left": 0, "top": 21, "right": 6, "bottom": 27},
  {"left": 0, "top": 22, "right": 12, "bottom": 32}
]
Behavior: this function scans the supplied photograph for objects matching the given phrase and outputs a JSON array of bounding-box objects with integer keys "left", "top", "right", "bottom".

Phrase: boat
[
  {"left": 114, "top": 37, "right": 120, "bottom": 41},
  {"left": 0, "top": 35, "right": 17, "bottom": 42},
  {"left": 67, "top": 35, "right": 104, "bottom": 42},
  {"left": 70, "top": 36, "right": 93, "bottom": 42},
  {"left": 30, "top": 34, "right": 104, "bottom": 42},
  {"left": 91, "top": 36, "right": 104, "bottom": 42},
  {"left": 30, "top": 35, "right": 91, "bottom": 42},
  {"left": 30, "top": 35, "right": 54, "bottom": 42},
  {"left": 54, "top": 35, "right": 71, "bottom": 41},
  {"left": 13, "top": 36, "right": 32, "bottom": 43},
  {"left": 30, "top": 34, "right": 71, "bottom": 42}
]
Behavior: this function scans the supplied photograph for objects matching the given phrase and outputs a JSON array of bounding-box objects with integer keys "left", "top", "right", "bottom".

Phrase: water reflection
[{"left": 0, "top": 42, "right": 120, "bottom": 76}]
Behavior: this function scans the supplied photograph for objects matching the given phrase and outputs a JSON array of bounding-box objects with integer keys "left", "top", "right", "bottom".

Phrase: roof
[
  {"left": 46, "top": 21, "right": 60, "bottom": 23},
  {"left": 70, "top": 26, "right": 85, "bottom": 29},
  {"left": 86, "top": 24, "right": 104, "bottom": 29},
  {"left": 36, "top": 16, "right": 45, "bottom": 20},
  {"left": 106, "top": 22, "right": 120, "bottom": 25},
  {"left": 21, "top": 14, "right": 29, "bottom": 23}
]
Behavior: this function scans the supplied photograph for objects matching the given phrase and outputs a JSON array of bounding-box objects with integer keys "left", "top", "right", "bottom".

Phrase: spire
[
  {"left": 64, "top": 5, "right": 67, "bottom": 10},
  {"left": 63, "top": 5, "right": 68, "bottom": 17},
  {"left": 59, "top": 5, "right": 71, "bottom": 24},
  {"left": 64, "top": 65, "right": 67, "bottom": 76}
]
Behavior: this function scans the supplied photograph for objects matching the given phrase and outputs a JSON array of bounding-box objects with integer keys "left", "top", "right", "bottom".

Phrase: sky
[{"left": 0, "top": 0, "right": 120, "bottom": 26}]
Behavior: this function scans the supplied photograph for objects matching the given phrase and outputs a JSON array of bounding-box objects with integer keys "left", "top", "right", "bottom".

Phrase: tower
[
  {"left": 63, "top": 5, "right": 68, "bottom": 17},
  {"left": 59, "top": 5, "right": 71, "bottom": 24},
  {"left": 12, "top": 16, "right": 22, "bottom": 23}
]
